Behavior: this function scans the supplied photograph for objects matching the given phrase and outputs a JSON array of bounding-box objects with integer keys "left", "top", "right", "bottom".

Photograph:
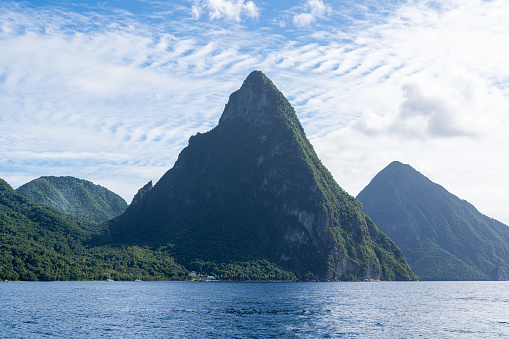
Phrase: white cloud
[
  {"left": 351, "top": 70, "right": 492, "bottom": 140},
  {"left": 1, "top": 0, "right": 509, "bottom": 225},
  {"left": 293, "top": 0, "right": 332, "bottom": 27},
  {"left": 275, "top": 0, "right": 509, "bottom": 224},
  {"left": 191, "top": 0, "right": 260, "bottom": 22}
]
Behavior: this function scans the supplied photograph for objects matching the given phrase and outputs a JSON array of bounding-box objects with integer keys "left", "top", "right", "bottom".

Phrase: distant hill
[
  {"left": 105, "top": 71, "right": 416, "bottom": 281},
  {"left": 16, "top": 176, "right": 127, "bottom": 223},
  {"left": 357, "top": 161, "right": 509, "bottom": 280},
  {"left": 1, "top": 178, "right": 187, "bottom": 281},
  {"left": 1, "top": 178, "right": 97, "bottom": 280}
]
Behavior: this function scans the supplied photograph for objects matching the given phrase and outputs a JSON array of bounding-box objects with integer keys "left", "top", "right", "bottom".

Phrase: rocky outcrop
[
  {"left": 219, "top": 71, "right": 272, "bottom": 127},
  {"left": 131, "top": 180, "right": 153, "bottom": 206}
]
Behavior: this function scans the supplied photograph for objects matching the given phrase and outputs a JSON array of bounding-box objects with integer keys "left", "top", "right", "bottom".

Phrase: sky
[{"left": 1, "top": 0, "right": 508, "bottom": 224}]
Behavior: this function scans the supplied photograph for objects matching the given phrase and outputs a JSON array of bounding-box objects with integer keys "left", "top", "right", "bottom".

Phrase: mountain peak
[
  {"left": 244, "top": 70, "right": 266, "bottom": 83},
  {"left": 107, "top": 73, "right": 416, "bottom": 281},
  {"left": 218, "top": 70, "right": 284, "bottom": 127},
  {"left": 387, "top": 160, "right": 405, "bottom": 168},
  {"left": 358, "top": 161, "right": 509, "bottom": 281},
  {"left": 384, "top": 161, "right": 415, "bottom": 174}
]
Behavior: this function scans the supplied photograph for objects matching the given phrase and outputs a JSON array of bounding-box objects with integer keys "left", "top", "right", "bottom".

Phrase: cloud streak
[
  {"left": 191, "top": 0, "right": 260, "bottom": 22},
  {"left": 293, "top": 0, "right": 332, "bottom": 26},
  {"left": 0, "top": 0, "right": 508, "bottom": 224}
]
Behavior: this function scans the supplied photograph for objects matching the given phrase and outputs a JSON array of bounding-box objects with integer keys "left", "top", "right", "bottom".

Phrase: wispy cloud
[
  {"left": 1, "top": 0, "right": 509, "bottom": 224},
  {"left": 293, "top": 0, "right": 332, "bottom": 27},
  {"left": 191, "top": 0, "right": 260, "bottom": 22}
]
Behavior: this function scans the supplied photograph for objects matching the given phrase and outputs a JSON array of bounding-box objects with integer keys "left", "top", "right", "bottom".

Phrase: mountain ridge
[
  {"left": 16, "top": 176, "right": 127, "bottom": 223},
  {"left": 106, "top": 71, "right": 416, "bottom": 281},
  {"left": 357, "top": 161, "right": 509, "bottom": 280}
]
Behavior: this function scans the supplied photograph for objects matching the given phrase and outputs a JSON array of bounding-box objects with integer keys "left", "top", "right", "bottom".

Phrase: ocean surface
[{"left": 1, "top": 281, "right": 509, "bottom": 338}]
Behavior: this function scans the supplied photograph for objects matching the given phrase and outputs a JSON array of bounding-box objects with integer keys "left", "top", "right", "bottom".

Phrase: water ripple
[{"left": 2, "top": 281, "right": 509, "bottom": 338}]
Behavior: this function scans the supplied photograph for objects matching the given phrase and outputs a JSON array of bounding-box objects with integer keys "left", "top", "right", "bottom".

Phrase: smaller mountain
[
  {"left": 357, "top": 161, "right": 509, "bottom": 280},
  {"left": 1, "top": 178, "right": 96, "bottom": 280},
  {"left": 1, "top": 178, "right": 188, "bottom": 281},
  {"left": 16, "top": 176, "right": 127, "bottom": 223}
]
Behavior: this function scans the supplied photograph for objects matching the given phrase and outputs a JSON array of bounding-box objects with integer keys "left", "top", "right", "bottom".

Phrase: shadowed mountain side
[
  {"left": 131, "top": 180, "right": 153, "bottom": 206},
  {"left": 357, "top": 161, "right": 509, "bottom": 281},
  {"left": 106, "top": 71, "right": 416, "bottom": 281}
]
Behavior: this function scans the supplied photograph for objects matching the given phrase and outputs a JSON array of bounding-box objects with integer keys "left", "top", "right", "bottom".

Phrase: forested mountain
[
  {"left": 0, "top": 178, "right": 187, "bottom": 281},
  {"left": 357, "top": 161, "right": 509, "bottom": 280},
  {"left": 16, "top": 176, "right": 127, "bottom": 223},
  {"left": 106, "top": 71, "right": 416, "bottom": 281}
]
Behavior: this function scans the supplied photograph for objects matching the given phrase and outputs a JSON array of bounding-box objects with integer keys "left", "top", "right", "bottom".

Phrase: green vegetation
[
  {"left": 106, "top": 71, "right": 416, "bottom": 281},
  {"left": 131, "top": 181, "right": 153, "bottom": 206},
  {"left": 188, "top": 259, "right": 298, "bottom": 281},
  {"left": 16, "top": 176, "right": 127, "bottom": 223},
  {"left": 357, "top": 161, "right": 509, "bottom": 280},
  {"left": 0, "top": 244, "right": 188, "bottom": 282},
  {"left": 0, "top": 178, "right": 187, "bottom": 281},
  {"left": 1, "top": 73, "right": 417, "bottom": 282}
]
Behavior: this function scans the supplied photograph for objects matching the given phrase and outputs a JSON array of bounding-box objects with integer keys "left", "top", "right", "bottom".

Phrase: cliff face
[
  {"left": 107, "top": 71, "right": 416, "bottom": 281},
  {"left": 358, "top": 161, "right": 509, "bottom": 280}
]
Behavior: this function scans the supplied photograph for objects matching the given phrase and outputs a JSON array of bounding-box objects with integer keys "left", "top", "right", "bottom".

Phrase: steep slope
[
  {"left": 0, "top": 178, "right": 187, "bottom": 281},
  {"left": 107, "top": 71, "right": 416, "bottom": 281},
  {"left": 131, "top": 181, "right": 153, "bottom": 206},
  {"left": 17, "top": 176, "right": 127, "bottom": 223},
  {"left": 357, "top": 161, "right": 509, "bottom": 280},
  {"left": 1, "top": 178, "right": 96, "bottom": 280}
]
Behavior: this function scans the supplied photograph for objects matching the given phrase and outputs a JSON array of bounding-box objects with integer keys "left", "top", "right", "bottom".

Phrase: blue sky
[{"left": 1, "top": 0, "right": 509, "bottom": 224}]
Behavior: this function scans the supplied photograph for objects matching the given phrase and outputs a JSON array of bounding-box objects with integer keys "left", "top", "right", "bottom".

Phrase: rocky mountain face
[
  {"left": 107, "top": 71, "right": 416, "bottom": 281},
  {"left": 357, "top": 161, "right": 509, "bottom": 280},
  {"left": 17, "top": 176, "right": 127, "bottom": 223}
]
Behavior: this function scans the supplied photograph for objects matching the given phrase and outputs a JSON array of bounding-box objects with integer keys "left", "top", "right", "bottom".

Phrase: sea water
[{"left": 1, "top": 281, "right": 509, "bottom": 338}]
